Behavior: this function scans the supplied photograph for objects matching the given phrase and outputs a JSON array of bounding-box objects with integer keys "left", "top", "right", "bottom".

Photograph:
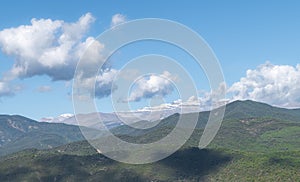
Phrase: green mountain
[
  {"left": 110, "top": 100, "right": 300, "bottom": 149},
  {"left": 0, "top": 100, "right": 300, "bottom": 181},
  {"left": 0, "top": 115, "right": 94, "bottom": 156},
  {"left": 224, "top": 100, "right": 300, "bottom": 121}
]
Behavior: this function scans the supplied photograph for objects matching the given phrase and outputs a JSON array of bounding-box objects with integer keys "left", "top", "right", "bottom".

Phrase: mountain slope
[
  {"left": 0, "top": 115, "right": 96, "bottom": 156},
  {"left": 224, "top": 100, "right": 300, "bottom": 121},
  {"left": 109, "top": 100, "right": 300, "bottom": 146}
]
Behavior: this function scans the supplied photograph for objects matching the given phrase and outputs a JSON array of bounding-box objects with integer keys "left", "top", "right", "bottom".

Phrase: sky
[{"left": 0, "top": 0, "right": 300, "bottom": 120}]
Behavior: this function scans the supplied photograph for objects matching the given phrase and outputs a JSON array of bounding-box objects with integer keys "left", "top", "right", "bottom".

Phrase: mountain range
[
  {"left": 40, "top": 109, "right": 183, "bottom": 130},
  {"left": 0, "top": 100, "right": 300, "bottom": 181},
  {"left": 1, "top": 100, "right": 300, "bottom": 156}
]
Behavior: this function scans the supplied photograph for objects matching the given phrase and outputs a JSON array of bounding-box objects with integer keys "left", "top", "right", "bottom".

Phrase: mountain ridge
[
  {"left": 0, "top": 100, "right": 299, "bottom": 157},
  {"left": 0, "top": 99, "right": 300, "bottom": 181},
  {"left": 0, "top": 114, "right": 96, "bottom": 156}
]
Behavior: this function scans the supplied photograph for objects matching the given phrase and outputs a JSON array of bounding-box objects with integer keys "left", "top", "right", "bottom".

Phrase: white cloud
[
  {"left": 40, "top": 113, "right": 73, "bottom": 123},
  {"left": 75, "top": 69, "right": 118, "bottom": 99},
  {"left": 0, "top": 13, "right": 117, "bottom": 99},
  {"left": 95, "top": 69, "right": 118, "bottom": 98},
  {"left": 135, "top": 62, "right": 300, "bottom": 111},
  {"left": 137, "top": 96, "right": 203, "bottom": 113},
  {"left": 1, "top": 12, "right": 300, "bottom": 110},
  {"left": 0, "top": 13, "right": 104, "bottom": 81},
  {"left": 137, "top": 85, "right": 228, "bottom": 114},
  {"left": 37, "top": 85, "right": 52, "bottom": 93},
  {"left": 0, "top": 81, "right": 13, "bottom": 97},
  {"left": 228, "top": 62, "right": 300, "bottom": 108},
  {"left": 0, "top": 81, "right": 22, "bottom": 97},
  {"left": 127, "top": 71, "right": 177, "bottom": 102},
  {"left": 111, "top": 14, "right": 127, "bottom": 27}
]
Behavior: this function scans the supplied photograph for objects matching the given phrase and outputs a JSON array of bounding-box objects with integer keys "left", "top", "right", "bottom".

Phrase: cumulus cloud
[
  {"left": 127, "top": 71, "right": 177, "bottom": 102},
  {"left": 2, "top": 12, "right": 299, "bottom": 110},
  {"left": 37, "top": 85, "right": 52, "bottom": 93},
  {"left": 0, "top": 13, "right": 119, "bottom": 99},
  {"left": 75, "top": 69, "right": 118, "bottom": 99},
  {"left": 135, "top": 62, "right": 300, "bottom": 112},
  {"left": 0, "top": 13, "right": 104, "bottom": 81},
  {"left": 95, "top": 69, "right": 119, "bottom": 98},
  {"left": 228, "top": 62, "right": 300, "bottom": 108},
  {"left": 111, "top": 14, "right": 127, "bottom": 27}
]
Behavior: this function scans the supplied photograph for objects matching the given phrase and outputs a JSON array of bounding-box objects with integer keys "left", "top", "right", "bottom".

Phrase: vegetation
[
  {"left": 0, "top": 115, "right": 99, "bottom": 156},
  {"left": 0, "top": 100, "right": 300, "bottom": 181},
  {"left": 0, "top": 144, "right": 299, "bottom": 181}
]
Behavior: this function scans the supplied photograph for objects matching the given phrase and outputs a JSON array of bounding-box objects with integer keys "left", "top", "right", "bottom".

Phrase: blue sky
[{"left": 0, "top": 0, "right": 300, "bottom": 120}]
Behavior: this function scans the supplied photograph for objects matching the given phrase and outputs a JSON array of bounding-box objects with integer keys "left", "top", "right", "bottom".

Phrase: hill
[
  {"left": 224, "top": 100, "right": 300, "bottom": 121},
  {"left": 0, "top": 115, "right": 99, "bottom": 156},
  {"left": 109, "top": 100, "right": 300, "bottom": 151}
]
